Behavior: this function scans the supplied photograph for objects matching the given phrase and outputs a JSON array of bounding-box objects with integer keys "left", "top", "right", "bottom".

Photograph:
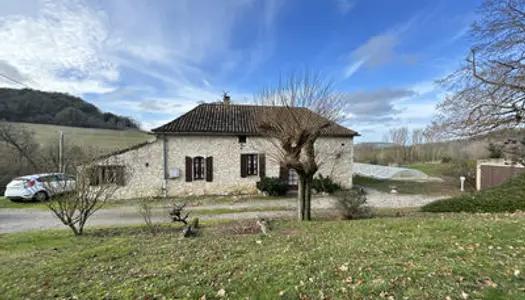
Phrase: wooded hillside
[{"left": 0, "top": 88, "right": 139, "bottom": 130}]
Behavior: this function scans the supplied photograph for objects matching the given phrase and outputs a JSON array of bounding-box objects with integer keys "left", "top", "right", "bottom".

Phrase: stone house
[{"left": 92, "top": 101, "right": 359, "bottom": 199}]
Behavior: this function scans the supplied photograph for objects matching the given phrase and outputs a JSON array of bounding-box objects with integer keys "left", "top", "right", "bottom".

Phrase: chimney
[{"left": 223, "top": 93, "right": 231, "bottom": 105}]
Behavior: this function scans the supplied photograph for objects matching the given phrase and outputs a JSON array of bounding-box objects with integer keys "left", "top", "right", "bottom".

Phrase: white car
[{"left": 4, "top": 173, "right": 76, "bottom": 202}]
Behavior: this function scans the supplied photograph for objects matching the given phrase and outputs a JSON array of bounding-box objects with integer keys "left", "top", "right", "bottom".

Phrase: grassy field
[
  {"left": 13, "top": 122, "right": 153, "bottom": 152},
  {"left": 353, "top": 175, "right": 461, "bottom": 196},
  {"left": 1, "top": 214, "right": 524, "bottom": 299},
  {"left": 401, "top": 163, "right": 453, "bottom": 178},
  {"left": 353, "top": 162, "right": 472, "bottom": 196}
]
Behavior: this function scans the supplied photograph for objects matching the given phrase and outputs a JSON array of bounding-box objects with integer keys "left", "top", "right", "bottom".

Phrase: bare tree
[
  {"left": 42, "top": 150, "right": 128, "bottom": 235},
  {"left": 434, "top": 0, "right": 525, "bottom": 137},
  {"left": 255, "top": 71, "right": 347, "bottom": 221},
  {"left": 411, "top": 129, "right": 424, "bottom": 146},
  {"left": 411, "top": 128, "right": 425, "bottom": 162},
  {"left": 383, "top": 127, "right": 410, "bottom": 163}
]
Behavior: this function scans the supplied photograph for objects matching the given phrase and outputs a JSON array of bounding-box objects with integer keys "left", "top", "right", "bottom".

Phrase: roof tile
[{"left": 152, "top": 104, "right": 358, "bottom": 137}]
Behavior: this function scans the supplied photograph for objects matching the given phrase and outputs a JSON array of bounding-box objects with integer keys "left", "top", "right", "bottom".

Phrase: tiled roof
[{"left": 152, "top": 104, "right": 358, "bottom": 137}]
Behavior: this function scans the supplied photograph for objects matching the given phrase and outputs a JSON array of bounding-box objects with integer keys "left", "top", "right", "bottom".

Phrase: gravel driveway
[{"left": 0, "top": 191, "right": 445, "bottom": 234}]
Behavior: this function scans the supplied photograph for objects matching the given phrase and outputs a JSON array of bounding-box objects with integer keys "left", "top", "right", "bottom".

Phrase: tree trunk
[
  {"left": 297, "top": 175, "right": 306, "bottom": 220},
  {"left": 304, "top": 176, "right": 312, "bottom": 220},
  {"left": 69, "top": 224, "right": 80, "bottom": 235}
]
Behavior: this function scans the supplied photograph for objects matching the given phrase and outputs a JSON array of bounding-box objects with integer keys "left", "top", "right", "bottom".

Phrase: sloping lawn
[{"left": 1, "top": 214, "right": 525, "bottom": 299}]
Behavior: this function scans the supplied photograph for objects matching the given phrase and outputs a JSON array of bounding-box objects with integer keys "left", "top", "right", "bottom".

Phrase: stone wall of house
[
  {"left": 102, "top": 135, "right": 354, "bottom": 199},
  {"left": 101, "top": 141, "right": 165, "bottom": 199}
]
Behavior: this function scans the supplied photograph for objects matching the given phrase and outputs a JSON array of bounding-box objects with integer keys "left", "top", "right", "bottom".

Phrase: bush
[
  {"left": 441, "top": 156, "right": 452, "bottom": 163},
  {"left": 312, "top": 174, "right": 342, "bottom": 194},
  {"left": 335, "top": 187, "right": 374, "bottom": 220},
  {"left": 421, "top": 173, "right": 525, "bottom": 213},
  {"left": 443, "top": 160, "right": 476, "bottom": 189},
  {"left": 256, "top": 177, "right": 288, "bottom": 196},
  {"left": 137, "top": 196, "right": 158, "bottom": 234}
]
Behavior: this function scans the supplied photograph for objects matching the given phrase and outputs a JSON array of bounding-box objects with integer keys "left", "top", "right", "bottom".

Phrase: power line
[{"left": 0, "top": 73, "right": 31, "bottom": 89}]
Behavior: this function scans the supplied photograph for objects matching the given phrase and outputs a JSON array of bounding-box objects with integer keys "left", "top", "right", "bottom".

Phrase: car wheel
[{"left": 34, "top": 191, "right": 49, "bottom": 202}]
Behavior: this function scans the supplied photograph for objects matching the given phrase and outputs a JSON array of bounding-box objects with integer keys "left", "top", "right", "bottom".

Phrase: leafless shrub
[
  {"left": 335, "top": 187, "right": 374, "bottom": 220},
  {"left": 137, "top": 196, "right": 159, "bottom": 234}
]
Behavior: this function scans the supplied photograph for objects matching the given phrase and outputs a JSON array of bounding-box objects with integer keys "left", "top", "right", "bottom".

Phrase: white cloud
[
  {"left": 0, "top": 0, "right": 118, "bottom": 94},
  {"left": 344, "top": 33, "right": 399, "bottom": 78},
  {"left": 0, "top": 0, "right": 282, "bottom": 97},
  {"left": 344, "top": 58, "right": 367, "bottom": 78},
  {"left": 394, "top": 102, "right": 436, "bottom": 119},
  {"left": 139, "top": 118, "right": 174, "bottom": 131},
  {"left": 335, "top": 0, "right": 356, "bottom": 15},
  {"left": 343, "top": 14, "right": 422, "bottom": 79}
]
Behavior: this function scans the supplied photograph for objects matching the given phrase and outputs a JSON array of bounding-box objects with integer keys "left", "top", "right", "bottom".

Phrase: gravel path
[{"left": 0, "top": 190, "right": 445, "bottom": 234}]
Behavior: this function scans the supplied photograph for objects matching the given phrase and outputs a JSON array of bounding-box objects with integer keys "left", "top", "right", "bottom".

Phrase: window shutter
[
  {"left": 206, "top": 156, "right": 213, "bottom": 182},
  {"left": 259, "top": 154, "right": 266, "bottom": 178},
  {"left": 89, "top": 167, "right": 98, "bottom": 186},
  {"left": 185, "top": 156, "right": 192, "bottom": 182},
  {"left": 279, "top": 164, "right": 288, "bottom": 182},
  {"left": 116, "top": 166, "right": 126, "bottom": 186},
  {"left": 240, "top": 154, "right": 248, "bottom": 178}
]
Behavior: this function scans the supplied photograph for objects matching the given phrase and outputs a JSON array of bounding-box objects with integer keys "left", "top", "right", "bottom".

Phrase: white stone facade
[{"left": 102, "top": 135, "right": 354, "bottom": 199}]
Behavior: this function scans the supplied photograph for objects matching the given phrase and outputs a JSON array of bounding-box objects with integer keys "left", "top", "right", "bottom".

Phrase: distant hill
[{"left": 0, "top": 88, "right": 139, "bottom": 130}]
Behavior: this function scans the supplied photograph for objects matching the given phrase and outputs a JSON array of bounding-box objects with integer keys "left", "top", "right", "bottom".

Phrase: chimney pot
[{"left": 223, "top": 93, "right": 231, "bottom": 105}]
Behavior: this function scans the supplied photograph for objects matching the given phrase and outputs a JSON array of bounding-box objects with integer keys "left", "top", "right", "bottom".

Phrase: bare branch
[{"left": 433, "top": 0, "right": 525, "bottom": 138}]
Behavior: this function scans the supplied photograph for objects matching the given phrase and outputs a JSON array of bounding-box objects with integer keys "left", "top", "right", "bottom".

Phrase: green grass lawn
[
  {"left": 353, "top": 175, "right": 461, "bottom": 196},
  {"left": 1, "top": 214, "right": 524, "bottom": 299},
  {"left": 0, "top": 196, "right": 49, "bottom": 209},
  {"left": 401, "top": 163, "right": 453, "bottom": 178}
]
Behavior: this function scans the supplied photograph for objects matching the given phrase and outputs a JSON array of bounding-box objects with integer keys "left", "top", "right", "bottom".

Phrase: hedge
[{"left": 421, "top": 173, "right": 525, "bottom": 213}]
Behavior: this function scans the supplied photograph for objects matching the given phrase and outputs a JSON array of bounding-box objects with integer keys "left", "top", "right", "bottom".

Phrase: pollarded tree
[{"left": 256, "top": 72, "right": 347, "bottom": 221}]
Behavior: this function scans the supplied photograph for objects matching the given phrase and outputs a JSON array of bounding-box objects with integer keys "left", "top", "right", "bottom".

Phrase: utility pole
[{"left": 59, "top": 131, "right": 64, "bottom": 173}]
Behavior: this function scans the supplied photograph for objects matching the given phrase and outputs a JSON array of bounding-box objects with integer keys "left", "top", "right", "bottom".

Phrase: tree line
[
  {"left": 0, "top": 88, "right": 139, "bottom": 130},
  {"left": 356, "top": 126, "right": 525, "bottom": 166}
]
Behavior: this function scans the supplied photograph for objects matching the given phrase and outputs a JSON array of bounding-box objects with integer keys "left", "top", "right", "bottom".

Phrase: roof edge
[{"left": 153, "top": 131, "right": 359, "bottom": 137}]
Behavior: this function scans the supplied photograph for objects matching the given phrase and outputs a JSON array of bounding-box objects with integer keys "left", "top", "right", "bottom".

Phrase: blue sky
[{"left": 0, "top": 0, "right": 482, "bottom": 142}]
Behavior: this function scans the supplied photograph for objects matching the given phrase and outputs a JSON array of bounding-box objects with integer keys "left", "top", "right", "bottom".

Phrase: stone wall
[{"left": 102, "top": 135, "right": 354, "bottom": 199}]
